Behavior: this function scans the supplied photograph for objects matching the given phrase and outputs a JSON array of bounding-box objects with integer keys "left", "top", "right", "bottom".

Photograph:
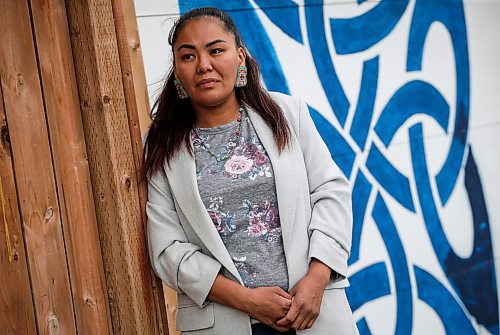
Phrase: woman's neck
[{"left": 193, "top": 98, "right": 241, "bottom": 128}]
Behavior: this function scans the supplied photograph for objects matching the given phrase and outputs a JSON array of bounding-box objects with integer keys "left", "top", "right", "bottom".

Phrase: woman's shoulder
[
  {"left": 268, "top": 91, "right": 302, "bottom": 110},
  {"left": 268, "top": 91, "right": 304, "bottom": 129}
]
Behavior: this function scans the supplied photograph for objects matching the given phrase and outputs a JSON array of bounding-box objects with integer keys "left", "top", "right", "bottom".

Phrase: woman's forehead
[{"left": 174, "top": 17, "right": 235, "bottom": 45}]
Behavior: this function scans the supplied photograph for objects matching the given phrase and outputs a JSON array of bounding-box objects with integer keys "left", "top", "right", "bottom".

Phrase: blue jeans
[{"left": 251, "top": 323, "right": 296, "bottom": 335}]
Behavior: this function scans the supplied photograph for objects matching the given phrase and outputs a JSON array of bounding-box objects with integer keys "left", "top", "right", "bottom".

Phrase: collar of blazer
[{"left": 164, "top": 103, "right": 299, "bottom": 284}]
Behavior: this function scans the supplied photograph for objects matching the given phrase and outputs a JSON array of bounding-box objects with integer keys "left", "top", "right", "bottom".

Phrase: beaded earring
[
  {"left": 174, "top": 78, "right": 189, "bottom": 99},
  {"left": 235, "top": 65, "right": 247, "bottom": 87}
]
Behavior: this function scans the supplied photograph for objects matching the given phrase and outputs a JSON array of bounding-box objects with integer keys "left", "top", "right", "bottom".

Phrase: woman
[{"left": 143, "top": 7, "right": 358, "bottom": 335}]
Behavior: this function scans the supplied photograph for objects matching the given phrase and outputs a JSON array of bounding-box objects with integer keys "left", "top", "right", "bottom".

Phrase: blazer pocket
[{"left": 176, "top": 303, "right": 215, "bottom": 332}]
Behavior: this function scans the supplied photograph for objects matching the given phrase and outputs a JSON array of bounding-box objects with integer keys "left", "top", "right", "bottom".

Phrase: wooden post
[
  {"left": 110, "top": 2, "right": 178, "bottom": 333},
  {"left": 110, "top": 0, "right": 170, "bottom": 333},
  {"left": 29, "top": 0, "right": 113, "bottom": 333},
  {"left": 0, "top": 1, "right": 77, "bottom": 333},
  {"left": 112, "top": 0, "right": 154, "bottom": 135},
  {"left": 0, "top": 81, "right": 37, "bottom": 335},
  {"left": 65, "top": 0, "right": 169, "bottom": 333}
]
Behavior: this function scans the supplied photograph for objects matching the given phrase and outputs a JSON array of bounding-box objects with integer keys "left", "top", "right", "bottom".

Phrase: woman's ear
[
  {"left": 238, "top": 47, "right": 246, "bottom": 66},
  {"left": 173, "top": 60, "right": 179, "bottom": 79}
]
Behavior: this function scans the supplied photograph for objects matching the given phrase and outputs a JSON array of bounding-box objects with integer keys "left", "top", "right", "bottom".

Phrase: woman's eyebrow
[
  {"left": 205, "top": 39, "right": 227, "bottom": 48},
  {"left": 177, "top": 39, "right": 227, "bottom": 51},
  {"left": 177, "top": 44, "right": 195, "bottom": 51}
]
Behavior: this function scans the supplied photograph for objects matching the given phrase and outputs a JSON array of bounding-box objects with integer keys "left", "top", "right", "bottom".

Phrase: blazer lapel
[
  {"left": 164, "top": 145, "right": 241, "bottom": 282},
  {"left": 246, "top": 106, "right": 298, "bottom": 256}
]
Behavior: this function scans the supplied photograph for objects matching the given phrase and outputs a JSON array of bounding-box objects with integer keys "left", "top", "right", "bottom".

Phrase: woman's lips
[{"left": 197, "top": 79, "right": 218, "bottom": 89}]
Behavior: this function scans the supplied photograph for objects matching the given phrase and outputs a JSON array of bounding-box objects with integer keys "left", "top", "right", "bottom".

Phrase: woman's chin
[{"left": 191, "top": 91, "right": 235, "bottom": 108}]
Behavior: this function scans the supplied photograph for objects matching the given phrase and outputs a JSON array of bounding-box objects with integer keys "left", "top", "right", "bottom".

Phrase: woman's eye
[
  {"left": 182, "top": 53, "right": 195, "bottom": 60},
  {"left": 211, "top": 48, "right": 224, "bottom": 55}
]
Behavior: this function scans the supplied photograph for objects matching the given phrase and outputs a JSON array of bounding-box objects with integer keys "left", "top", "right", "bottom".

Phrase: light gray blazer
[{"left": 147, "top": 92, "right": 358, "bottom": 334}]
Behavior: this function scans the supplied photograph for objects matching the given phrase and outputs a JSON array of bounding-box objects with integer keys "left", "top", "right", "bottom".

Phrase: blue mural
[{"left": 179, "top": 1, "right": 498, "bottom": 334}]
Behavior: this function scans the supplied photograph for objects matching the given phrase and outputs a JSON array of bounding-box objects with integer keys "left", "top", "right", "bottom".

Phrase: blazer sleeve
[
  {"left": 146, "top": 169, "right": 221, "bottom": 307},
  {"left": 297, "top": 99, "right": 353, "bottom": 279}
]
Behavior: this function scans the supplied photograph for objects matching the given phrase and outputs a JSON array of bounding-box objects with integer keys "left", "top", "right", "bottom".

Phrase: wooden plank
[
  {"left": 163, "top": 283, "right": 180, "bottom": 335},
  {"left": 0, "top": 80, "right": 37, "bottom": 335},
  {"left": 110, "top": 1, "right": 169, "bottom": 334},
  {"left": 118, "top": 2, "right": 178, "bottom": 331},
  {"left": 0, "top": 1, "right": 77, "bottom": 333},
  {"left": 65, "top": 0, "right": 164, "bottom": 333},
  {"left": 113, "top": 0, "right": 153, "bottom": 136},
  {"left": 29, "top": 1, "right": 112, "bottom": 334},
  {"left": 114, "top": 3, "right": 176, "bottom": 332}
]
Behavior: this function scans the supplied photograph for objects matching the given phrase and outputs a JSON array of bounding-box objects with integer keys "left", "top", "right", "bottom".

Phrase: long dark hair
[{"left": 142, "top": 7, "right": 291, "bottom": 179}]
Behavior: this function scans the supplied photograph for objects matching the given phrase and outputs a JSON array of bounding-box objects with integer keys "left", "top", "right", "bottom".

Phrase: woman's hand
[
  {"left": 208, "top": 275, "right": 292, "bottom": 331},
  {"left": 242, "top": 286, "right": 293, "bottom": 332},
  {"left": 276, "top": 259, "right": 331, "bottom": 330}
]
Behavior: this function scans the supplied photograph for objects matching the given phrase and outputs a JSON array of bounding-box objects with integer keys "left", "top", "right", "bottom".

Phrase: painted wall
[{"left": 134, "top": 1, "right": 500, "bottom": 334}]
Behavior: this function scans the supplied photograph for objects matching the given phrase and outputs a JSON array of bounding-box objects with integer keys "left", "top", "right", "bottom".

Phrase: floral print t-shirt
[{"left": 192, "top": 108, "right": 288, "bottom": 291}]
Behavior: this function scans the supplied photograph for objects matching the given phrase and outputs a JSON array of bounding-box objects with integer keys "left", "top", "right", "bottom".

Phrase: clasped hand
[{"left": 244, "top": 260, "right": 331, "bottom": 332}]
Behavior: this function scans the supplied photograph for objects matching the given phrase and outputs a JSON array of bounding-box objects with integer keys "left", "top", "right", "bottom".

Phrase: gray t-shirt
[{"left": 192, "top": 108, "right": 288, "bottom": 291}]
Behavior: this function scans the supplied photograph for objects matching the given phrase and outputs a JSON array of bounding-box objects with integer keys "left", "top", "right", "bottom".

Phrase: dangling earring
[
  {"left": 235, "top": 65, "right": 247, "bottom": 87},
  {"left": 174, "top": 78, "right": 189, "bottom": 99}
]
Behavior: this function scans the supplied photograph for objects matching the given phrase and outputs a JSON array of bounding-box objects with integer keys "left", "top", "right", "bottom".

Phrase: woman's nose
[{"left": 196, "top": 53, "right": 213, "bottom": 73}]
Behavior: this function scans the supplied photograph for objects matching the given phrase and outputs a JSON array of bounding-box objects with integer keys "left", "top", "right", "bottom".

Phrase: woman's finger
[
  {"left": 291, "top": 309, "right": 309, "bottom": 330},
  {"left": 273, "top": 287, "right": 292, "bottom": 300},
  {"left": 271, "top": 323, "right": 291, "bottom": 333},
  {"left": 297, "top": 312, "right": 314, "bottom": 330},
  {"left": 305, "top": 315, "right": 318, "bottom": 329},
  {"left": 276, "top": 300, "right": 300, "bottom": 327}
]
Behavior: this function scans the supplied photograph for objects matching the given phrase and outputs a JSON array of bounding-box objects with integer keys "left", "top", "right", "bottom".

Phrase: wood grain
[
  {"left": 0, "top": 1, "right": 77, "bottom": 333},
  {"left": 110, "top": 0, "right": 169, "bottom": 333},
  {"left": 65, "top": 0, "right": 167, "bottom": 333},
  {"left": 29, "top": 1, "right": 113, "bottom": 334},
  {"left": 0, "top": 76, "right": 37, "bottom": 335}
]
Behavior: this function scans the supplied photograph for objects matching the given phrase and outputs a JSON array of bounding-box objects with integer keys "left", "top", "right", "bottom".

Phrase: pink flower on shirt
[
  {"left": 254, "top": 151, "right": 268, "bottom": 166},
  {"left": 247, "top": 222, "right": 269, "bottom": 237},
  {"left": 224, "top": 155, "right": 253, "bottom": 175}
]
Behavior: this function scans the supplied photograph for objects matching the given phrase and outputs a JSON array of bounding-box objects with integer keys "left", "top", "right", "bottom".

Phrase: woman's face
[{"left": 173, "top": 17, "right": 246, "bottom": 109}]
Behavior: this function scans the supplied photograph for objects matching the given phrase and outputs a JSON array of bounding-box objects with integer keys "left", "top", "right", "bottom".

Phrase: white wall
[{"left": 135, "top": 1, "right": 500, "bottom": 334}]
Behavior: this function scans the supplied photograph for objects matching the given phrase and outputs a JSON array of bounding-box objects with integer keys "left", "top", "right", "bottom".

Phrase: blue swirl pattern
[{"left": 179, "top": 1, "right": 498, "bottom": 334}]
